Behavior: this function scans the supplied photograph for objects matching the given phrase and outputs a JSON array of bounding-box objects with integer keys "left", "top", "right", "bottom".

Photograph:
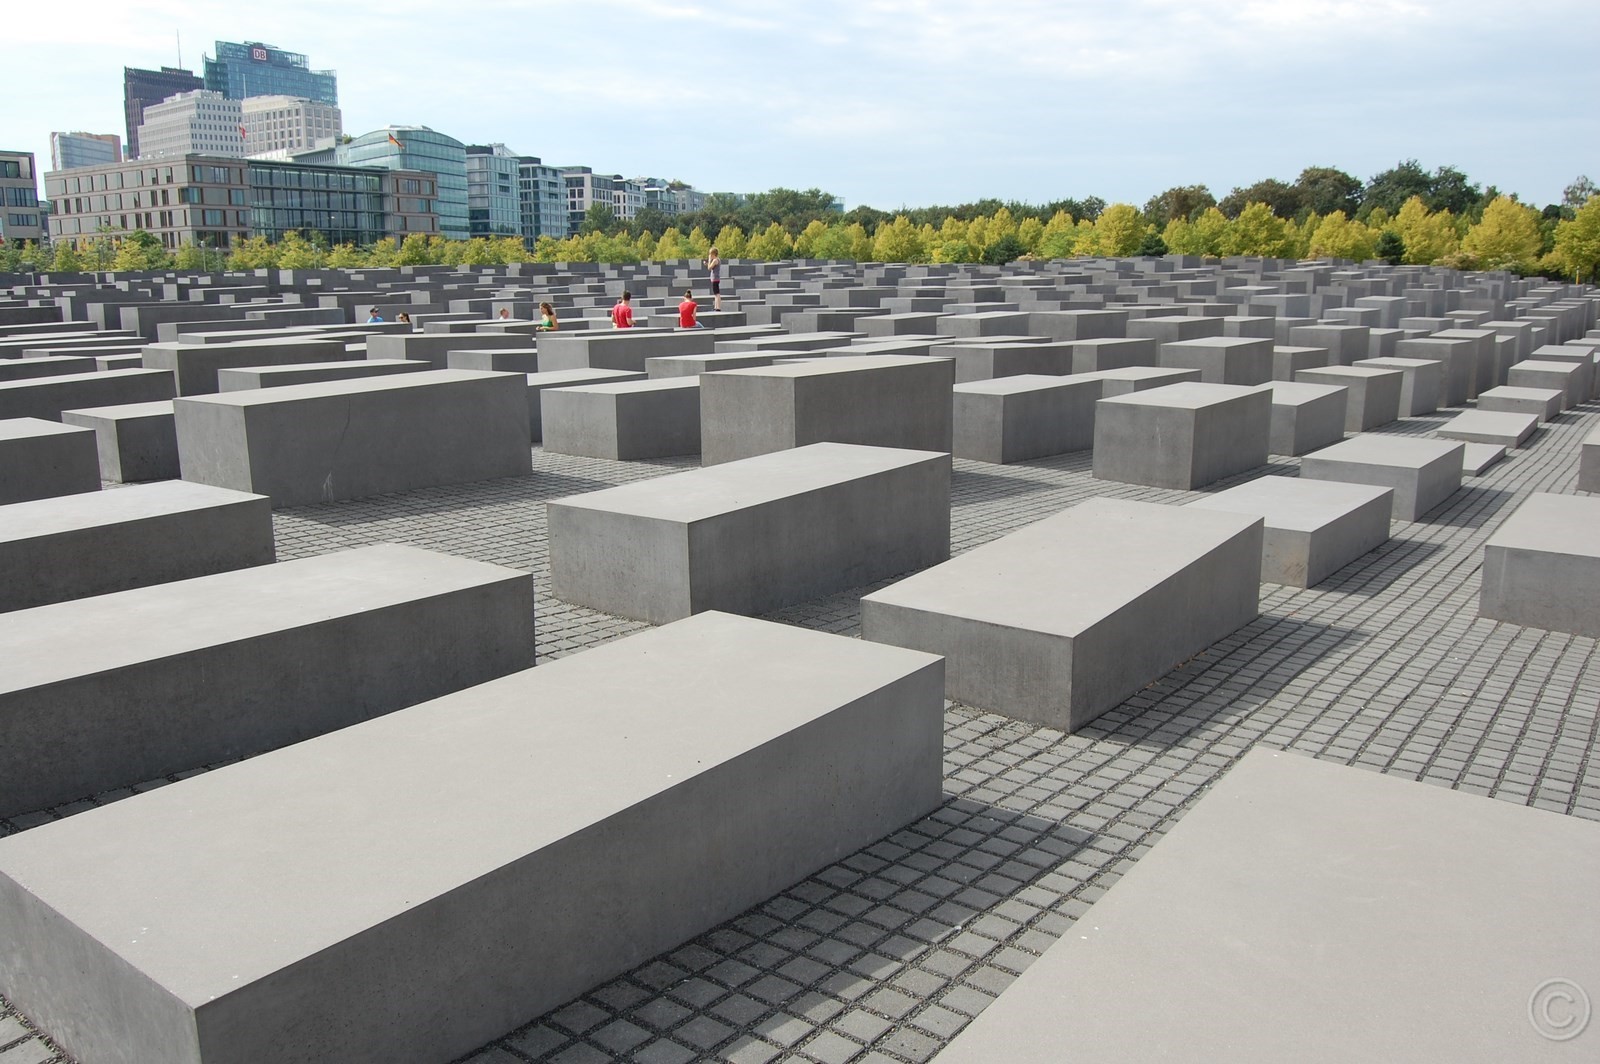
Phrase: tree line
[{"left": 5, "top": 162, "right": 1598, "bottom": 282}]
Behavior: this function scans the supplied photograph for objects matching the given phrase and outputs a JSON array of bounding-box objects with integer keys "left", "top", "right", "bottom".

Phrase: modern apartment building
[
  {"left": 241, "top": 96, "right": 342, "bottom": 157},
  {"left": 342, "top": 126, "right": 468, "bottom": 240},
  {"left": 50, "top": 132, "right": 123, "bottom": 172},
  {"left": 44, "top": 155, "right": 438, "bottom": 250},
  {"left": 560, "top": 167, "right": 642, "bottom": 234},
  {"left": 0, "top": 151, "right": 45, "bottom": 245},
  {"left": 136, "top": 91, "right": 244, "bottom": 160},
  {"left": 122, "top": 65, "right": 204, "bottom": 160},
  {"left": 465, "top": 144, "right": 521, "bottom": 238},
  {"left": 518, "top": 157, "right": 566, "bottom": 246},
  {"left": 203, "top": 41, "right": 337, "bottom": 106}
]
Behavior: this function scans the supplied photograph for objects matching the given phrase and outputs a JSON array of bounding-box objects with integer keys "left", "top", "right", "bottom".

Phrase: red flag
[{"left": 238, "top": 124, "right": 248, "bottom": 140}]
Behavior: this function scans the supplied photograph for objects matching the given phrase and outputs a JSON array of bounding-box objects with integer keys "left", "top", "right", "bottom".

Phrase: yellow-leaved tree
[
  {"left": 1389, "top": 197, "right": 1459, "bottom": 265},
  {"left": 1548, "top": 194, "right": 1600, "bottom": 282},
  {"left": 1307, "top": 211, "right": 1376, "bottom": 261},
  {"left": 1462, "top": 196, "right": 1543, "bottom": 271}
]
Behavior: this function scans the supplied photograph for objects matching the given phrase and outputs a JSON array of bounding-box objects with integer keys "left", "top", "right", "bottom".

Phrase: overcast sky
[{"left": 7, "top": 0, "right": 1598, "bottom": 211}]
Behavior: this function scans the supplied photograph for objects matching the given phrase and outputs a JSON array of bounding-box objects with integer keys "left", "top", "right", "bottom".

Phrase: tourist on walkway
[
  {"left": 705, "top": 247, "right": 723, "bottom": 311},
  {"left": 536, "top": 302, "right": 559, "bottom": 331},
  {"left": 611, "top": 291, "right": 635, "bottom": 329}
]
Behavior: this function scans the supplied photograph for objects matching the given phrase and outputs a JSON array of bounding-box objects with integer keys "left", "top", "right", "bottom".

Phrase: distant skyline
[{"left": 6, "top": 0, "right": 1598, "bottom": 213}]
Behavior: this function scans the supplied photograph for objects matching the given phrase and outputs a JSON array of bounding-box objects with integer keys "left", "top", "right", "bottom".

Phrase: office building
[
  {"left": 50, "top": 132, "right": 123, "bottom": 172},
  {"left": 123, "top": 65, "right": 204, "bottom": 160},
  {"left": 518, "top": 157, "right": 566, "bottom": 246},
  {"left": 0, "top": 151, "right": 45, "bottom": 245},
  {"left": 560, "top": 167, "right": 642, "bottom": 234},
  {"left": 241, "top": 96, "right": 342, "bottom": 157},
  {"left": 465, "top": 144, "right": 520, "bottom": 238},
  {"left": 632, "top": 177, "right": 707, "bottom": 217},
  {"left": 343, "top": 126, "right": 468, "bottom": 240},
  {"left": 136, "top": 91, "right": 244, "bottom": 160},
  {"left": 203, "top": 41, "right": 337, "bottom": 105},
  {"left": 44, "top": 155, "right": 437, "bottom": 250}
]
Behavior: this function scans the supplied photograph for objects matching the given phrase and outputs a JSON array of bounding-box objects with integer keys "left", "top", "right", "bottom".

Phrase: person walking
[
  {"left": 705, "top": 247, "right": 723, "bottom": 311},
  {"left": 678, "top": 289, "right": 699, "bottom": 329},
  {"left": 536, "top": 302, "right": 559, "bottom": 331},
  {"left": 366, "top": 307, "right": 384, "bottom": 323},
  {"left": 497, "top": 308, "right": 511, "bottom": 320},
  {"left": 611, "top": 291, "right": 635, "bottom": 329}
]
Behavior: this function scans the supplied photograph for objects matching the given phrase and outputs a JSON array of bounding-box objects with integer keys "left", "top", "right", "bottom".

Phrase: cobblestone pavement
[{"left": 4, "top": 403, "right": 1597, "bottom": 1064}]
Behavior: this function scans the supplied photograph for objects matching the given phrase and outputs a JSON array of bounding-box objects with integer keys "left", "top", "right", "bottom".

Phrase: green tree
[
  {"left": 871, "top": 215, "right": 926, "bottom": 263},
  {"left": 686, "top": 226, "right": 712, "bottom": 258},
  {"left": 1164, "top": 206, "right": 1229, "bottom": 256},
  {"left": 846, "top": 222, "right": 874, "bottom": 262},
  {"left": 395, "top": 232, "right": 434, "bottom": 266},
  {"left": 1549, "top": 195, "right": 1600, "bottom": 281},
  {"left": 714, "top": 225, "right": 747, "bottom": 258},
  {"left": 1219, "top": 179, "right": 1299, "bottom": 219},
  {"left": 275, "top": 230, "right": 322, "bottom": 269},
  {"left": 1293, "top": 166, "right": 1362, "bottom": 217},
  {"left": 1091, "top": 203, "right": 1145, "bottom": 257},
  {"left": 365, "top": 237, "right": 399, "bottom": 267},
  {"left": 1375, "top": 230, "right": 1405, "bottom": 265},
  {"left": 326, "top": 243, "right": 365, "bottom": 268},
  {"left": 983, "top": 234, "right": 1026, "bottom": 265},
  {"left": 1561, "top": 175, "right": 1597, "bottom": 214},
  {"left": 809, "top": 223, "right": 855, "bottom": 260},
  {"left": 1136, "top": 231, "right": 1168, "bottom": 256},
  {"left": 111, "top": 229, "right": 169, "bottom": 271},
  {"left": 1142, "top": 185, "right": 1216, "bottom": 229},
  {"left": 1362, "top": 160, "right": 1434, "bottom": 217},
  {"left": 653, "top": 227, "right": 690, "bottom": 260},
  {"left": 18, "top": 241, "right": 50, "bottom": 271},
  {"left": 459, "top": 237, "right": 498, "bottom": 266},
  {"left": 1016, "top": 216, "right": 1044, "bottom": 253},
  {"left": 49, "top": 241, "right": 86, "bottom": 272},
  {"left": 1222, "top": 202, "right": 1290, "bottom": 257},
  {"left": 1389, "top": 197, "right": 1459, "bottom": 264},
  {"left": 1035, "top": 211, "right": 1076, "bottom": 258},
  {"left": 746, "top": 221, "right": 794, "bottom": 260},
  {"left": 1426, "top": 165, "right": 1480, "bottom": 216},
  {"left": 1461, "top": 196, "right": 1543, "bottom": 270},
  {"left": 1306, "top": 211, "right": 1377, "bottom": 261},
  {"left": 580, "top": 202, "right": 619, "bottom": 235}
]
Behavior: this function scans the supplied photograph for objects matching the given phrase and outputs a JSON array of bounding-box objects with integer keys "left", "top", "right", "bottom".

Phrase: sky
[{"left": 5, "top": 0, "right": 1598, "bottom": 212}]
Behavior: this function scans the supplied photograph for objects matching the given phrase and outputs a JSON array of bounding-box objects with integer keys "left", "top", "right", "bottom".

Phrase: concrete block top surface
[
  {"left": 1187, "top": 476, "right": 1393, "bottom": 532},
  {"left": 1305, "top": 434, "right": 1463, "bottom": 467},
  {"left": 864, "top": 497, "right": 1259, "bottom": 636},
  {"left": 174, "top": 368, "right": 510, "bottom": 407},
  {"left": 55, "top": 400, "right": 175, "bottom": 420},
  {"left": 1098, "top": 381, "right": 1265, "bottom": 409},
  {"left": 0, "top": 417, "right": 86, "bottom": 440},
  {"left": 0, "top": 480, "right": 267, "bottom": 541},
  {"left": 954, "top": 374, "right": 1098, "bottom": 396},
  {"left": 551, "top": 442, "right": 946, "bottom": 521},
  {"left": 933, "top": 748, "right": 1600, "bottom": 1064},
  {"left": 551, "top": 376, "right": 699, "bottom": 395},
  {"left": 1299, "top": 365, "right": 1400, "bottom": 381},
  {"left": 1, "top": 544, "right": 524, "bottom": 695},
  {"left": 0, "top": 611, "right": 940, "bottom": 1007},
  {"left": 1264, "top": 382, "right": 1347, "bottom": 403},
  {"left": 1485, "top": 492, "right": 1600, "bottom": 557},
  {"left": 714, "top": 353, "right": 949, "bottom": 378}
]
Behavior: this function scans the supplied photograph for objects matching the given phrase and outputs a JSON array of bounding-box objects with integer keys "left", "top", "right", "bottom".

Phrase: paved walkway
[{"left": 3, "top": 402, "right": 1596, "bottom": 1064}]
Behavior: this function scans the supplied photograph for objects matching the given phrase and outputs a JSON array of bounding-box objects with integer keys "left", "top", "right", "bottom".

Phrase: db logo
[{"left": 251, "top": 47, "right": 268, "bottom": 61}]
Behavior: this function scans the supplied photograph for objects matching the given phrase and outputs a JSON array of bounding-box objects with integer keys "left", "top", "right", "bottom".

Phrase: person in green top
[{"left": 536, "top": 302, "right": 559, "bottom": 331}]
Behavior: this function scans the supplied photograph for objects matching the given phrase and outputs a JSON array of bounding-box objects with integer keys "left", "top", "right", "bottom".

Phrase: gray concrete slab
[
  {"left": 0, "top": 369, "right": 175, "bottom": 422},
  {"left": 0, "top": 418, "right": 100, "bottom": 505},
  {"left": 1093, "top": 382, "right": 1270, "bottom": 490},
  {"left": 215, "top": 358, "right": 432, "bottom": 392},
  {"left": 1461, "top": 441, "right": 1506, "bottom": 475},
  {"left": 1157, "top": 336, "right": 1273, "bottom": 385},
  {"left": 1188, "top": 476, "right": 1392, "bottom": 587},
  {"left": 59, "top": 401, "right": 178, "bottom": 483},
  {"left": 953, "top": 374, "right": 1101, "bottom": 463},
  {"left": 1296, "top": 365, "right": 1403, "bottom": 431},
  {"left": 1436, "top": 409, "right": 1539, "bottom": 448},
  {"left": 1301, "top": 435, "right": 1464, "bottom": 521},
  {"left": 1353, "top": 356, "right": 1441, "bottom": 416},
  {"left": 935, "top": 748, "right": 1600, "bottom": 1064},
  {"left": 1261, "top": 381, "right": 1347, "bottom": 456},
  {"left": 1580, "top": 423, "right": 1600, "bottom": 492},
  {"left": 0, "top": 543, "right": 534, "bottom": 817},
  {"left": 549, "top": 443, "right": 949, "bottom": 622},
  {"left": 141, "top": 338, "right": 349, "bottom": 396},
  {"left": 0, "top": 612, "right": 942, "bottom": 1064},
  {"left": 541, "top": 377, "right": 701, "bottom": 460},
  {"left": 1480, "top": 492, "right": 1600, "bottom": 637},
  {"left": 862, "top": 497, "right": 1261, "bottom": 731}
]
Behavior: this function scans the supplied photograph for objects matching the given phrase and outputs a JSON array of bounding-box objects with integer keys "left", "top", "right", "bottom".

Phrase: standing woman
[
  {"left": 536, "top": 302, "right": 559, "bottom": 331},
  {"left": 705, "top": 246, "right": 722, "bottom": 311}
]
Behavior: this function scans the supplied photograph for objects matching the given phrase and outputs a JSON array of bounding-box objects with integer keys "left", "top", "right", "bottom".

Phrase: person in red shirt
[
  {"left": 611, "top": 291, "right": 635, "bottom": 328},
  {"left": 678, "top": 289, "right": 699, "bottom": 329}
]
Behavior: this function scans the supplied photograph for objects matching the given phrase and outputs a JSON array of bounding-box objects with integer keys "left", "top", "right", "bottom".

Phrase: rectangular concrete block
[
  {"left": 1072, "top": 366, "right": 1202, "bottom": 397},
  {"left": 1480, "top": 492, "right": 1600, "bottom": 637},
  {"left": 1070, "top": 337, "right": 1158, "bottom": 374},
  {"left": 1395, "top": 337, "right": 1476, "bottom": 405},
  {"left": 549, "top": 443, "right": 950, "bottom": 622},
  {"left": 942, "top": 341, "right": 1071, "bottom": 383},
  {"left": 364, "top": 331, "right": 534, "bottom": 368},
  {"left": 1581, "top": 423, "right": 1600, "bottom": 492},
  {"left": 1289, "top": 324, "right": 1369, "bottom": 366},
  {"left": 0, "top": 611, "right": 942, "bottom": 1064},
  {"left": 1027, "top": 309, "right": 1127, "bottom": 341},
  {"left": 644, "top": 352, "right": 778, "bottom": 378},
  {"left": 700, "top": 355, "right": 954, "bottom": 465},
  {"left": 1158, "top": 336, "right": 1273, "bottom": 385},
  {"left": 536, "top": 330, "right": 715, "bottom": 372},
  {"left": 0, "top": 543, "right": 534, "bottom": 816},
  {"left": 0, "top": 369, "right": 175, "bottom": 422},
  {"left": 445, "top": 349, "right": 542, "bottom": 373},
  {"left": 59, "top": 401, "right": 178, "bottom": 483},
  {"left": 1295, "top": 366, "right": 1402, "bottom": 431},
  {"left": 541, "top": 376, "right": 701, "bottom": 459},
  {"left": 1271, "top": 345, "right": 1330, "bottom": 381},
  {"left": 934, "top": 748, "right": 1600, "bottom": 1064},
  {"left": 1353, "top": 357, "right": 1441, "bottom": 416},
  {"left": 1506, "top": 360, "right": 1585, "bottom": 409},
  {"left": 1128, "top": 315, "right": 1223, "bottom": 343},
  {"left": 954, "top": 374, "right": 1101, "bottom": 462},
  {"left": 1300, "top": 435, "right": 1463, "bottom": 521},
  {"left": 524, "top": 368, "right": 644, "bottom": 441},
  {"left": 0, "top": 480, "right": 274, "bottom": 612},
  {"left": 1460, "top": 442, "right": 1506, "bottom": 476},
  {"left": 142, "top": 338, "right": 348, "bottom": 395},
  {"left": 0, "top": 418, "right": 100, "bottom": 504},
  {"left": 1093, "top": 382, "right": 1270, "bottom": 490},
  {"left": 1436, "top": 409, "right": 1538, "bottom": 448},
  {"left": 861, "top": 497, "right": 1261, "bottom": 731},
  {"left": 0, "top": 356, "right": 98, "bottom": 381},
  {"left": 1188, "top": 476, "right": 1392, "bottom": 587},
  {"left": 174, "top": 370, "right": 532, "bottom": 507},
  {"left": 215, "top": 358, "right": 432, "bottom": 391},
  {"left": 1262, "top": 382, "right": 1347, "bottom": 456}
]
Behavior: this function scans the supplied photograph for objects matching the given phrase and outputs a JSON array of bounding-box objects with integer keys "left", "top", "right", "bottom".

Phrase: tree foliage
[
  {"left": 1549, "top": 194, "right": 1600, "bottom": 281},
  {"left": 1461, "top": 196, "right": 1543, "bottom": 270}
]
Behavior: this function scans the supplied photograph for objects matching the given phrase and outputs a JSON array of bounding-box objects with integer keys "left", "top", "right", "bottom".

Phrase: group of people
[
  {"left": 365, "top": 248, "right": 722, "bottom": 333},
  {"left": 611, "top": 247, "right": 723, "bottom": 330}
]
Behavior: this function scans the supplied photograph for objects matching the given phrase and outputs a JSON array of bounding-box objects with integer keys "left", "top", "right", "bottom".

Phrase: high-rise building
[
  {"left": 518, "top": 157, "right": 566, "bottom": 246},
  {"left": 123, "top": 65, "right": 204, "bottom": 160},
  {"left": 50, "top": 132, "right": 123, "bottom": 172},
  {"left": 560, "top": 167, "right": 642, "bottom": 234},
  {"left": 203, "top": 41, "right": 337, "bottom": 105},
  {"left": 0, "top": 151, "right": 45, "bottom": 245},
  {"left": 343, "top": 126, "right": 468, "bottom": 240},
  {"left": 465, "top": 144, "right": 521, "bottom": 238},
  {"left": 241, "top": 96, "right": 342, "bottom": 158},
  {"left": 44, "top": 154, "right": 438, "bottom": 250},
  {"left": 136, "top": 91, "right": 244, "bottom": 160}
]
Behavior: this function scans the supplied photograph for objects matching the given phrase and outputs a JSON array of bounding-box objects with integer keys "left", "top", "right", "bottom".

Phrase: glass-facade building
[
  {"left": 50, "top": 132, "right": 122, "bottom": 172},
  {"left": 518, "top": 158, "right": 566, "bottom": 246},
  {"left": 123, "top": 66, "right": 204, "bottom": 160},
  {"left": 343, "top": 127, "right": 468, "bottom": 239},
  {"left": 0, "top": 151, "right": 45, "bottom": 245},
  {"left": 465, "top": 144, "right": 521, "bottom": 238},
  {"left": 203, "top": 41, "right": 337, "bottom": 105}
]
